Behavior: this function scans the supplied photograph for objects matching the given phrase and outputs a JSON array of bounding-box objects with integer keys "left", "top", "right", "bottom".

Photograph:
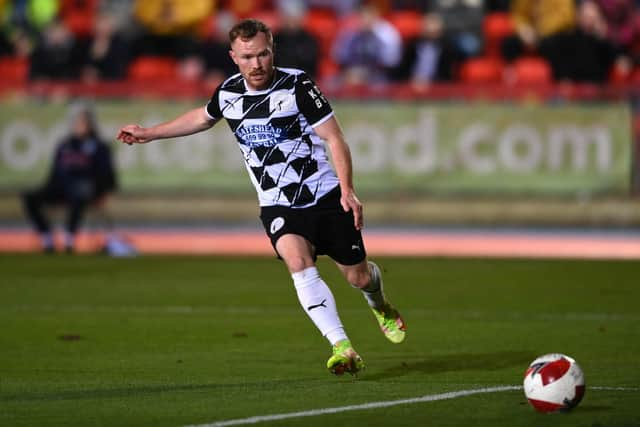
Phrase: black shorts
[{"left": 259, "top": 187, "right": 366, "bottom": 266}]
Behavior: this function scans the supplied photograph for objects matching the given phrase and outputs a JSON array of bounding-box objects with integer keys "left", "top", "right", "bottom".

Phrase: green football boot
[
  {"left": 326, "top": 340, "right": 365, "bottom": 376},
  {"left": 371, "top": 302, "right": 407, "bottom": 344}
]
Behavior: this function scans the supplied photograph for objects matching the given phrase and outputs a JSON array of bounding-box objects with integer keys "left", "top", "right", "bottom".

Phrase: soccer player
[{"left": 117, "top": 19, "right": 406, "bottom": 376}]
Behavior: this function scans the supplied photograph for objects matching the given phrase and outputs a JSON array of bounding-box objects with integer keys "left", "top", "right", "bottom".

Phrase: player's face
[{"left": 229, "top": 32, "right": 274, "bottom": 91}]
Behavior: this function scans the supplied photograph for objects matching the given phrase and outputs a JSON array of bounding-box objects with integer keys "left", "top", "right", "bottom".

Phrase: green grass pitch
[{"left": 1, "top": 254, "right": 639, "bottom": 426}]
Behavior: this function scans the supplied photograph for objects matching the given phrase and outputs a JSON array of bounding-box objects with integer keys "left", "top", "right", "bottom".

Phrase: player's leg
[
  {"left": 22, "top": 188, "right": 55, "bottom": 252},
  {"left": 275, "top": 233, "right": 364, "bottom": 376},
  {"left": 322, "top": 199, "right": 406, "bottom": 344},
  {"left": 337, "top": 259, "right": 407, "bottom": 344}
]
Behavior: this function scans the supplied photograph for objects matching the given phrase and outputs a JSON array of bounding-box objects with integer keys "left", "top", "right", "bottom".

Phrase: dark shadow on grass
[
  {"left": 362, "top": 350, "right": 537, "bottom": 381},
  {"left": 0, "top": 378, "right": 318, "bottom": 403},
  {"left": 573, "top": 405, "right": 614, "bottom": 413}
]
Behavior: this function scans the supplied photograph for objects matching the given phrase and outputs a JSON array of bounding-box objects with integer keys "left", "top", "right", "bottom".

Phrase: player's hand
[
  {"left": 341, "top": 189, "right": 364, "bottom": 230},
  {"left": 117, "top": 125, "right": 151, "bottom": 145}
]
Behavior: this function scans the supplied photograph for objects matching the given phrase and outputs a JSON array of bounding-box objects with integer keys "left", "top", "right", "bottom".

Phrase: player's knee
[{"left": 285, "top": 256, "right": 315, "bottom": 274}]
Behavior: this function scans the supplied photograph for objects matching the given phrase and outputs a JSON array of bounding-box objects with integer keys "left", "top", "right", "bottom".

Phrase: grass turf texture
[{"left": 1, "top": 255, "right": 639, "bottom": 427}]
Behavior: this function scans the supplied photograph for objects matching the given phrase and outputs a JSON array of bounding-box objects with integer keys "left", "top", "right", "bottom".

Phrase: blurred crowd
[{"left": 1, "top": 0, "right": 640, "bottom": 87}]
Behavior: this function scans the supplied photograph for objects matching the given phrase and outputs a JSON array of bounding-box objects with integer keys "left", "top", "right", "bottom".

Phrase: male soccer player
[{"left": 117, "top": 19, "right": 406, "bottom": 376}]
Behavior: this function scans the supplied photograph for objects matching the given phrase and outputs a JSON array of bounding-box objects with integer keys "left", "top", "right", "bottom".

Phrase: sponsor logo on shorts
[{"left": 270, "top": 217, "right": 285, "bottom": 234}]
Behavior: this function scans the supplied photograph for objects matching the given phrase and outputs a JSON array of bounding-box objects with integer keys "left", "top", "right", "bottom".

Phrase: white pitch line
[
  {"left": 184, "top": 385, "right": 521, "bottom": 427},
  {"left": 592, "top": 386, "right": 640, "bottom": 391},
  {"left": 184, "top": 385, "right": 640, "bottom": 427}
]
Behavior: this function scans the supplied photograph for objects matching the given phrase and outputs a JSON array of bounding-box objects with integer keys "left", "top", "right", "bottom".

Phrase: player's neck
[{"left": 245, "top": 69, "right": 276, "bottom": 92}]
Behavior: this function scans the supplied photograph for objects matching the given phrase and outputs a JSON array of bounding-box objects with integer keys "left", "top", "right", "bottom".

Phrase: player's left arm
[{"left": 315, "top": 117, "right": 363, "bottom": 231}]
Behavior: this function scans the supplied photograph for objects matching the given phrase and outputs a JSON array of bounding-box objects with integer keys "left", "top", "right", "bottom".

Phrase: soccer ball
[{"left": 523, "top": 353, "right": 585, "bottom": 413}]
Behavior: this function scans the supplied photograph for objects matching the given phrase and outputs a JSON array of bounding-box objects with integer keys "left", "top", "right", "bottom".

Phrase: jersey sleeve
[
  {"left": 205, "top": 85, "right": 222, "bottom": 120},
  {"left": 295, "top": 72, "right": 333, "bottom": 127}
]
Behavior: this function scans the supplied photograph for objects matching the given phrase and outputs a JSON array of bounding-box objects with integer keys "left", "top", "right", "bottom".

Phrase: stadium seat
[
  {"left": 388, "top": 10, "right": 423, "bottom": 41},
  {"left": 459, "top": 57, "right": 503, "bottom": 83},
  {"left": 252, "top": 10, "right": 281, "bottom": 33},
  {"left": 628, "top": 66, "right": 640, "bottom": 84},
  {"left": 0, "top": 57, "right": 29, "bottom": 83},
  {"left": 318, "top": 58, "right": 339, "bottom": 81},
  {"left": 128, "top": 56, "right": 177, "bottom": 81},
  {"left": 483, "top": 12, "right": 514, "bottom": 57},
  {"left": 303, "top": 9, "right": 339, "bottom": 57},
  {"left": 221, "top": 0, "right": 270, "bottom": 18},
  {"left": 511, "top": 57, "right": 552, "bottom": 85},
  {"left": 60, "top": 0, "right": 98, "bottom": 37},
  {"left": 609, "top": 61, "right": 631, "bottom": 83}
]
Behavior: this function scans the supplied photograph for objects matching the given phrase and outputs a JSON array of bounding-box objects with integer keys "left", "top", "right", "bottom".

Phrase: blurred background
[{"left": 1, "top": 0, "right": 639, "bottom": 255}]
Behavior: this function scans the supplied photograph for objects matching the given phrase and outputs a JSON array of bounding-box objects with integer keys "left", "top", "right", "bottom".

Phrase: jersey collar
[{"left": 243, "top": 68, "right": 280, "bottom": 95}]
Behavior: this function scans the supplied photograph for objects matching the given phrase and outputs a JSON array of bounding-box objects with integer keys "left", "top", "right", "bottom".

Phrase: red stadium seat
[
  {"left": 318, "top": 58, "right": 339, "bottom": 81},
  {"left": 303, "top": 9, "right": 339, "bottom": 57},
  {"left": 628, "top": 66, "right": 640, "bottom": 84},
  {"left": 512, "top": 57, "right": 552, "bottom": 85},
  {"left": 483, "top": 12, "right": 514, "bottom": 57},
  {"left": 60, "top": 0, "right": 98, "bottom": 37},
  {"left": 128, "top": 56, "right": 177, "bottom": 81},
  {"left": 459, "top": 57, "right": 503, "bottom": 83},
  {"left": 388, "top": 10, "right": 423, "bottom": 41},
  {"left": 252, "top": 10, "right": 281, "bottom": 33},
  {"left": 0, "top": 57, "right": 29, "bottom": 82},
  {"left": 609, "top": 60, "right": 631, "bottom": 83}
]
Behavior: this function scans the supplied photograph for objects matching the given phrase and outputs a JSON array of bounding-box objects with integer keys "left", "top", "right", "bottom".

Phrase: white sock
[
  {"left": 361, "top": 261, "right": 386, "bottom": 309},
  {"left": 292, "top": 266, "right": 348, "bottom": 345}
]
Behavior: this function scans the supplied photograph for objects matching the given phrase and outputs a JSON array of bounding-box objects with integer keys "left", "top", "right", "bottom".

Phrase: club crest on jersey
[
  {"left": 269, "top": 92, "right": 295, "bottom": 113},
  {"left": 236, "top": 124, "right": 283, "bottom": 148}
]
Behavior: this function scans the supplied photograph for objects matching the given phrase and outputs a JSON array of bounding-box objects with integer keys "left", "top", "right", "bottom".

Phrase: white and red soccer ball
[{"left": 523, "top": 353, "right": 585, "bottom": 413}]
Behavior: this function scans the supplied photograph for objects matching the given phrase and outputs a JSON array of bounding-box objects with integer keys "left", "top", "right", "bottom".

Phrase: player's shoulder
[
  {"left": 278, "top": 67, "right": 313, "bottom": 82},
  {"left": 277, "top": 68, "right": 319, "bottom": 92},
  {"left": 277, "top": 67, "right": 306, "bottom": 77},
  {"left": 218, "top": 73, "right": 245, "bottom": 93}
]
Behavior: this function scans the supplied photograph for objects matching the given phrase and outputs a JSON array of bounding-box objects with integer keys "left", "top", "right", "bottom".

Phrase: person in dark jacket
[{"left": 22, "top": 104, "right": 117, "bottom": 253}]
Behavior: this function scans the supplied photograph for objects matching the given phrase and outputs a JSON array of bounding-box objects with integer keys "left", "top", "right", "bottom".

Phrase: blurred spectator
[
  {"left": 0, "top": 26, "right": 12, "bottom": 56},
  {"left": 546, "top": 0, "right": 618, "bottom": 82},
  {"left": 2, "top": 0, "right": 59, "bottom": 31},
  {"left": 29, "top": 18, "right": 83, "bottom": 80},
  {"left": 596, "top": 0, "right": 640, "bottom": 72},
  {"left": 596, "top": 0, "right": 640, "bottom": 52},
  {"left": 306, "top": 0, "right": 359, "bottom": 16},
  {"left": 201, "top": 11, "right": 238, "bottom": 84},
  {"left": 484, "top": 0, "right": 510, "bottom": 12},
  {"left": 79, "top": 13, "right": 131, "bottom": 81},
  {"left": 389, "top": 1, "right": 430, "bottom": 12},
  {"left": 22, "top": 103, "right": 117, "bottom": 253},
  {"left": 274, "top": 1, "right": 320, "bottom": 78},
  {"left": 393, "top": 13, "right": 463, "bottom": 86},
  {"left": 332, "top": 4, "right": 402, "bottom": 85},
  {"left": 501, "top": 0, "right": 576, "bottom": 62},
  {"left": 1, "top": 0, "right": 59, "bottom": 57},
  {"left": 133, "top": 0, "right": 213, "bottom": 58},
  {"left": 429, "top": 0, "right": 484, "bottom": 58},
  {"left": 99, "top": 0, "right": 135, "bottom": 34}
]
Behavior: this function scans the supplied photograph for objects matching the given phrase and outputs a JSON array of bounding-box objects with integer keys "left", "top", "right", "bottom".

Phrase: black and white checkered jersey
[{"left": 205, "top": 67, "right": 340, "bottom": 208}]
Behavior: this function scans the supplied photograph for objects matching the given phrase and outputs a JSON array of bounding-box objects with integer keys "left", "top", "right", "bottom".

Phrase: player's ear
[{"left": 229, "top": 49, "right": 238, "bottom": 65}]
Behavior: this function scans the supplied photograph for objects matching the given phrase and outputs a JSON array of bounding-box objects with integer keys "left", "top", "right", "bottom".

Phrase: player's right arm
[{"left": 117, "top": 107, "right": 218, "bottom": 145}]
